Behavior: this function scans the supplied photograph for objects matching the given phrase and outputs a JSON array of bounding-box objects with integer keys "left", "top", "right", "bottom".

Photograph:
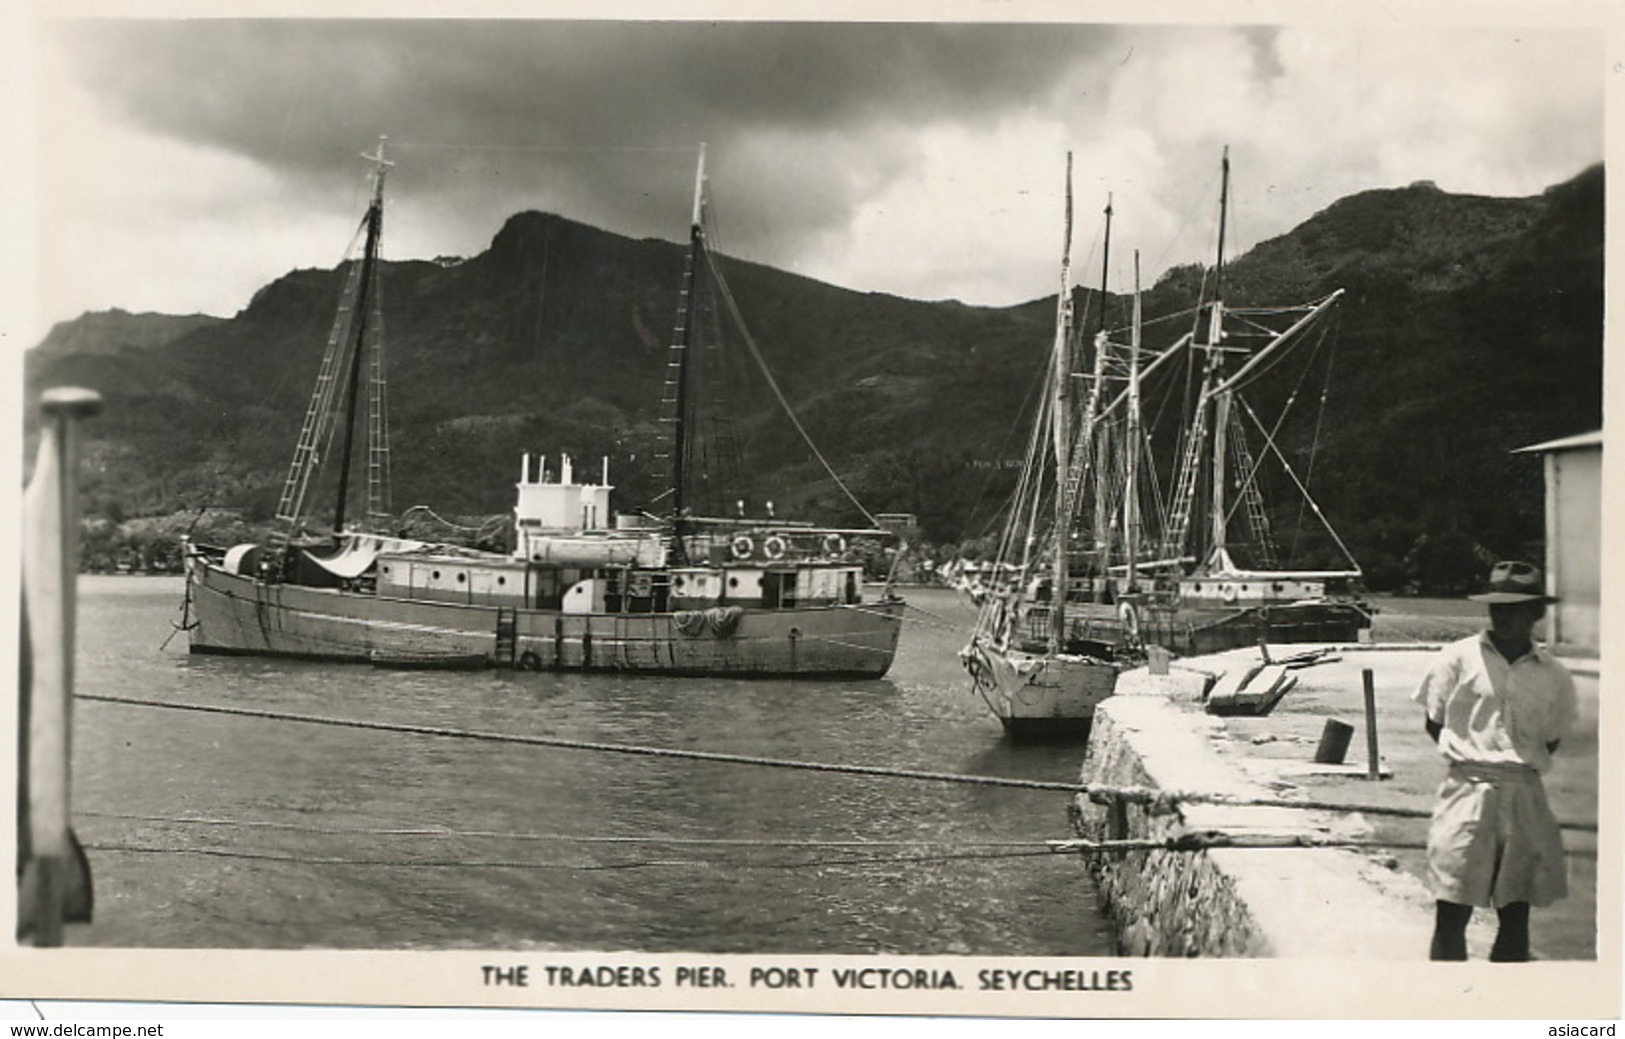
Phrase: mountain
[
  {"left": 25, "top": 164, "right": 1603, "bottom": 594},
  {"left": 32, "top": 308, "right": 226, "bottom": 359}
]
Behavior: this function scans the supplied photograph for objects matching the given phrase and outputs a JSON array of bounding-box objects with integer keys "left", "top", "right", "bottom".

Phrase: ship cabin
[
  {"left": 1169, "top": 547, "right": 1360, "bottom": 609},
  {"left": 371, "top": 452, "right": 865, "bottom": 615}
]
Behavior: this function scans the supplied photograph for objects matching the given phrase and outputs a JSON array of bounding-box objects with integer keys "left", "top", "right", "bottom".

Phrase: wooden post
[
  {"left": 1362, "top": 667, "right": 1381, "bottom": 780},
  {"left": 19, "top": 387, "right": 102, "bottom": 945}
]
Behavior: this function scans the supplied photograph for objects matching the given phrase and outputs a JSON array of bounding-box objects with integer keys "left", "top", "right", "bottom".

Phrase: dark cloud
[
  {"left": 46, "top": 20, "right": 1127, "bottom": 271},
  {"left": 35, "top": 17, "right": 1601, "bottom": 331},
  {"left": 60, "top": 21, "right": 1116, "bottom": 145}
]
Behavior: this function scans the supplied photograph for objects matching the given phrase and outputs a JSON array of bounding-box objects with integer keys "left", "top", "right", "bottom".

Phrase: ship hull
[
  {"left": 186, "top": 558, "right": 904, "bottom": 679},
  {"left": 1138, "top": 600, "right": 1369, "bottom": 656},
  {"left": 959, "top": 638, "right": 1119, "bottom": 743}
]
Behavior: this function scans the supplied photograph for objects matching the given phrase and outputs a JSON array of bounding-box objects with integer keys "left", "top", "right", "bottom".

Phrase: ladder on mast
[
  {"left": 1228, "top": 404, "right": 1279, "bottom": 569},
  {"left": 1159, "top": 386, "right": 1209, "bottom": 566},
  {"left": 656, "top": 145, "right": 708, "bottom": 547},
  {"left": 276, "top": 263, "right": 362, "bottom": 525},
  {"left": 365, "top": 273, "right": 391, "bottom": 521},
  {"left": 1060, "top": 334, "right": 1107, "bottom": 517},
  {"left": 654, "top": 244, "right": 697, "bottom": 500}
]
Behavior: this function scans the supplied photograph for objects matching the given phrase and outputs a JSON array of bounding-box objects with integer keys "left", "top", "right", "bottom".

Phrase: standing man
[{"left": 1412, "top": 560, "right": 1578, "bottom": 961}]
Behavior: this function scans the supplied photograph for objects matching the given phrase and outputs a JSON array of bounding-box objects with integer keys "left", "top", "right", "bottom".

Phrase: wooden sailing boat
[
  {"left": 958, "top": 155, "right": 1138, "bottom": 741},
  {"left": 182, "top": 143, "right": 904, "bottom": 677},
  {"left": 1133, "top": 149, "right": 1368, "bottom": 653}
]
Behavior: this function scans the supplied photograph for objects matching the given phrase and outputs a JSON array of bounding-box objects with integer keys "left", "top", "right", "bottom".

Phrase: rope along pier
[
  {"left": 84, "top": 808, "right": 1545, "bottom": 872},
  {"left": 86, "top": 809, "right": 1598, "bottom": 862},
  {"left": 83, "top": 834, "right": 1516, "bottom": 874},
  {"left": 77, "top": 692, "right": 1598, "bottom": 834},
  {"left": 80, "top": 841, "right": 1067, "bottom": 871}
]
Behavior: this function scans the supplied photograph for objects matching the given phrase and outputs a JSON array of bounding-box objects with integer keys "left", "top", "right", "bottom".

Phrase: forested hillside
[{"left": 26, "top": 165, "right": 1603, "bottom": 593}]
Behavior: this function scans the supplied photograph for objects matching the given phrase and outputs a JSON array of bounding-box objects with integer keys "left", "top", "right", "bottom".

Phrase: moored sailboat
[
  {"left": 958, "top": 156, "right": 1140, "bottom": 741},
  {"left": 182, "top": 143, "right": 905, "bottom": 677},
  {"left": 1133, "top": 149, "right": 1369, "bottom": 654}
]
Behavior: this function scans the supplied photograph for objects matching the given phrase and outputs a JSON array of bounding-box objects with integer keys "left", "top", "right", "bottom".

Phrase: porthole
[
  {"left": 498, "top": 576, "right": 506, "bottom": 586},
  {"left": 729, "top": 577, "right": 739, "bottom": 588},
  {"left": 457, "top": 573, "right": 466, "bottom": 583},
  {"left": 432, "top": 570, "right": 441, "bottom": 580}
]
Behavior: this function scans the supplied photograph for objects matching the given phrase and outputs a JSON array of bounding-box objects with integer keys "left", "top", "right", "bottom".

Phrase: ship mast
[
  {"left": 1206, "top": 146, "right": 1232, "bottom": 564},
  {"left": 1049, "top": 154, "right": 1075, "bottom": 652},
  {"left": 662, "top": 144, "right": 707, "bottom": 564},
  {"left": 274, "top": 137, "right": 392, "bottom": 543},
  {"left": 1097, "top": 194, "right": 1113, "bottom": 342},
  {"left": 332, "top": 137, "right": 392, "bottom": 535},
  {"left": 1125, "top": 250, "right": 1143, "bottom": 593},
  {"left": 1090, "top": 195, "right": 1114, "bottom": 600}
]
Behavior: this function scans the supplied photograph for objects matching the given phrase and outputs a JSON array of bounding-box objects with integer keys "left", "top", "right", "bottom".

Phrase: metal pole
[
  {"left": 20, "top": 387, "right": 101, "bottom": 945},
  {"left": 1362, "top": 668, "right": 1381, "bottom": 780}
]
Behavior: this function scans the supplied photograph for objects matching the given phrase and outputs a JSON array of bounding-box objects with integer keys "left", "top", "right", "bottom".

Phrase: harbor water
[{"left": 66, "top": 577, "right": 1116, "bottom": 953}]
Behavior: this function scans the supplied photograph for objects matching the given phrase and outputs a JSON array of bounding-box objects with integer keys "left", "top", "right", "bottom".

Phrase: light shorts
[{"left": 1427, "top": 761, "right": 1568, "bottom": 908}]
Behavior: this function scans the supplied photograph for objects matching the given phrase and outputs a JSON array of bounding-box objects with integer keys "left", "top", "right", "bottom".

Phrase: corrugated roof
[{"left": 1514, "top": 429, "right": 1603, "bottom": 454}]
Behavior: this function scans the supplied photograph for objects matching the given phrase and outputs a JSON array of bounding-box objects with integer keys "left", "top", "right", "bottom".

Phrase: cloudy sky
[{"left": 13, "top": 9, "right": 1608, "bottom": 348}]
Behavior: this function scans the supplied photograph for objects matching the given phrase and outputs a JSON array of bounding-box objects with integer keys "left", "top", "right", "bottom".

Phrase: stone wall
[
  {"left": 1072, "top": 690, "right": 1269, "bottom": 956},
  {"left": 1072, "top": 674, "right": 1438, "bottom": 959}
]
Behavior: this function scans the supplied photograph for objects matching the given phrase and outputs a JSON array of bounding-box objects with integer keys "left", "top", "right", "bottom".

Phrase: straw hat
[{"left": 1467, "top": 560, "right": 1561, "bottom": 604}]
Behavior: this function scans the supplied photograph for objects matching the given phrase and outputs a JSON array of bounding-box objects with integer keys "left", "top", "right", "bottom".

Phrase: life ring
[
  {"left": 516, "top": 650, "right": 543, "bottom": 671},
  {"left": 763, "top": 535, "right": 788, "bottom": 560},
  {"left": 1118, "top": 601, "right": 1141, "bottom": 641},
  {"left": 1220, "top": 583, "right": 1239, "bottom": 604},
  {"left": 822, "top": 533, "right": 847, "bottom": 556},
  {"left": 730, "top": 534, "right": 755, "bottom": 560}
]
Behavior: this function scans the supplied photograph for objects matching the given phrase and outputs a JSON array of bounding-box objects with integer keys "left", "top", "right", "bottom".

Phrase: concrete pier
[{"left": 1072, "top": 645, "right": 1600, "bottom": 960}]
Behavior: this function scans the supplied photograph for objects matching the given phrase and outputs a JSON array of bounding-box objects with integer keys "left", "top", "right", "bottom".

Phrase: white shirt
[{"left": 1412, "top": 631, "right": 1578, "bottom": 772}]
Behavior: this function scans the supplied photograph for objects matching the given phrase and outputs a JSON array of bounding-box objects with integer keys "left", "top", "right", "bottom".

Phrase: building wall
[{"left": 1546, "top": 446, "right": 1601, "bottom": 654}]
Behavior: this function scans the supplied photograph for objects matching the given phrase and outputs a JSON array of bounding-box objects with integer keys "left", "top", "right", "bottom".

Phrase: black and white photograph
[{"left": 6, "top": 0, "right": 1617, "bottom": 1026}]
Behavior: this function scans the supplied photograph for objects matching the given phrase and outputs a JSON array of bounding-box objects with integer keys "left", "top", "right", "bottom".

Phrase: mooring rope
[
  {"left": 77, "top": 691, "right": 1085, "bottom": 790},
  {"left": 798, "top": 634, "right": 891, "bottom": 656},
  {"left": 81, "top": 841, "right": 1060, "bottom": 871},
  {"left": 84, "top": 808, "right": 1601, "bottom": 860},
  {"left": 1056, "top": 834, "right": 1593, "bottom": 856},
  {"left": 897, "top": 600, "right": 976, "bottom": 633},
  {"left": 83, "top": 829, "right": 1598, "bottom": 874},
  {"left": 75, "top": 693, "right": 1598, "bottom": 833}
]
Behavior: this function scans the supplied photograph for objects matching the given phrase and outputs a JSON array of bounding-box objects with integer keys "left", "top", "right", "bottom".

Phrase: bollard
[
  {"left": 1314, "top": 719, "right": 1355, "bottom": 764},
  {"left": 1147, "top": 645, "right": 1171, "bottom": 675},
  {"left": 1363, "top": 667, "right": 1382, "bottom": 780}
]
